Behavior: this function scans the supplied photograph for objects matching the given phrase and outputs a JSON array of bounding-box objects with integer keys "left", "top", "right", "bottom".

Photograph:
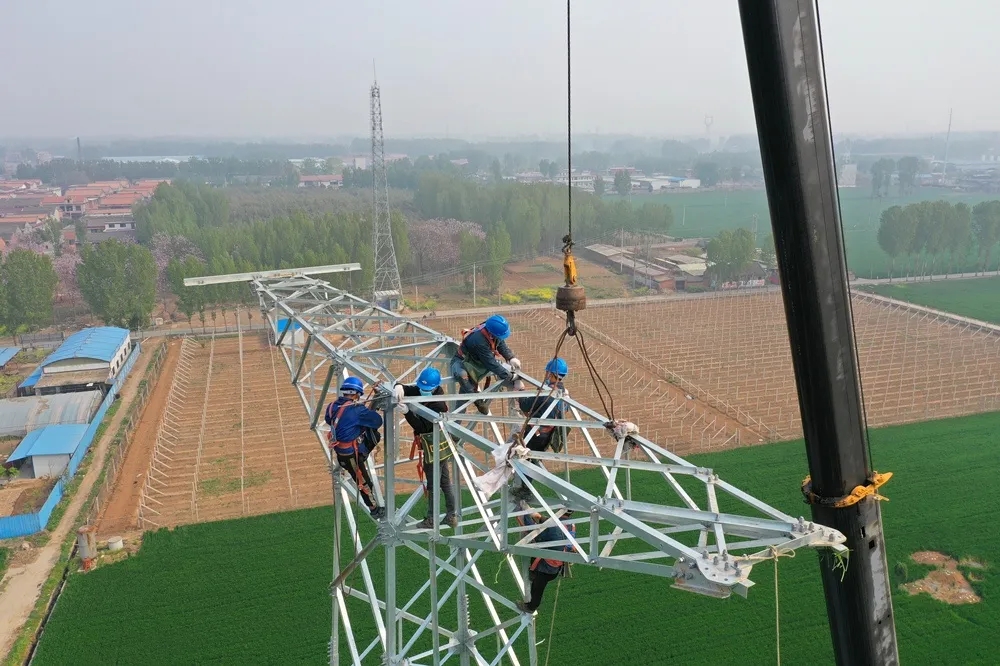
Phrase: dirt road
[
  {"left": 97, "top": 340, "right": 181, "bottom": 536},
  {"left": 0, "top": 346, "right": 153, "bottom": 659}
]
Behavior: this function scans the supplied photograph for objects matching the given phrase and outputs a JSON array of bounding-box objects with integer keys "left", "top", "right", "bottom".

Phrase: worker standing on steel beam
[
  {"left": 326, "top": 376, "right": 385, "bottom": 520},
  {"left": 392, "top": 368, "right": 458, "bottom": 529},
  {"left": 511, "top": 358, "right": 569, "bottom": 503},
  {"left": 450, "top": 314, "right": 521, "bottom": 415},
  {"left": 515, "top": 510, "right": 577, "bottom": 614},
  {"left": 517, "top": 358, "right": 569, "bottom": 455}
]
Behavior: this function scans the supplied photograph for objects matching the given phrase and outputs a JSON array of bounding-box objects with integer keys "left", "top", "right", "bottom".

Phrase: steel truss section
[{"left": 226, "top": 271, "right": 847, "bottom": 666}]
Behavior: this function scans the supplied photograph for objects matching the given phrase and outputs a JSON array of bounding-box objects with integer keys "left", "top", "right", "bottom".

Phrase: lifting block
[{"left": 555, "top": 285, "right": 586, "bottom": 313}]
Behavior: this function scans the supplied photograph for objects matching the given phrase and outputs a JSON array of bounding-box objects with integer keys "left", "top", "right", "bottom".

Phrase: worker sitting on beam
[
  {"left": 326, "top": 376, "right": 385, "bottom": 520},
  {"left": 393, "top": 367, "right": 458, "bottom": 529},
  {"left": 449, "top": 314, "right": 521, "bottom": 415},
  {"left": 511, "top": 358, "right": 569, "bottom": 503},
  {"left": 516, "top": 510, "right": 578, "bottom": 614}
]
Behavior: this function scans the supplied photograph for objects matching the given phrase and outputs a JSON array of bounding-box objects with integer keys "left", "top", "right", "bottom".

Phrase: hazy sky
[{"left": 3, "top": 0, "right": 995, "bottom": 140}]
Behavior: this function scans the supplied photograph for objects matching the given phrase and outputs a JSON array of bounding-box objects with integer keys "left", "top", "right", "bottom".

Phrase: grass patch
[
  {"left": 858, "top": 275, "right": 1000, "bottom": 324},
  {"left": 0, "top": 547, "right": 8, "bottom": 579},
  {"left": 33, "top": 411, "right": 1000, "bottom": 665}
]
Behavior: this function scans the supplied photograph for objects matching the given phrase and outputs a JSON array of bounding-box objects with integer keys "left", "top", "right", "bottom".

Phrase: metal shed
[
  {"left": 0, "top": 391, "right": 103, "bottom": 438},
  {"left": 6, "top": 424, "right": 87, "bottom": 478},
  {"left": 18, "top": 327, "right": 131, "bottom": 396},
  {"left": 0, "top": 347, "right": 19, "bottom": 368}
]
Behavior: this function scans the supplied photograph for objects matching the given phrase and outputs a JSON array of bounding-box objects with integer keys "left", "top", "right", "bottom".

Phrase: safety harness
[
  {"left": 530, "top": 523, "right": 577, "bottom": 573},
  {"left": 328, "top": 401, "right": 375, "bottom": 504},
  {"left": 408, "top": 431, "right": 453, "bottom": 496},
  {"left": 456, "top": 324, "right": 499, "bottom": 384}
]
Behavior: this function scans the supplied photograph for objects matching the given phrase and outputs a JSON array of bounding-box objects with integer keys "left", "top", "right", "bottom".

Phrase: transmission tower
[{"left": 370, "top": 79, "right": 402, "bottom": 310}]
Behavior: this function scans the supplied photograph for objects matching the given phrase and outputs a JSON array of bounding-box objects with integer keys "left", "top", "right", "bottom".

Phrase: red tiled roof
[
  {"left": 0, "top": 215, "right": 46, "bottom": 225},
  {"left": 98, "top": 193, "right": 143, "bottom": 206}
]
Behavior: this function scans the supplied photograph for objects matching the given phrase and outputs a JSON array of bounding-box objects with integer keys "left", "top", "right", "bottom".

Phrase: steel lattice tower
[{"left": 370, "top": 81, "right": 402, "bottom": 309}]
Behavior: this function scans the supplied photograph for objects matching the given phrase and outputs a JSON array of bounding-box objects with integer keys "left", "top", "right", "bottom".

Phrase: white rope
[
  {"left": 767, "top": 545, "right": 796, "bottom": 666},
  {"left": 543, "top": 577, "right": 563, "bottom": 666}
]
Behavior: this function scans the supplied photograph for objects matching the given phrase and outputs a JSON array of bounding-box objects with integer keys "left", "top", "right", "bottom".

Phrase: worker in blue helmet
[
  {"left": 518, "top": 358, "right": 570, "bottom": 455},
  {"left": 325, "top": 376, "right": 385, "bottom": 519},
  {"left": 450, "top": 314, "right": 521, "bottom": 415},
  {"left": 392, "top": 367, "right": 457, "bottom": 529},
  {"left": 511, "top": 358, "right": 570, "bottom": 503}
]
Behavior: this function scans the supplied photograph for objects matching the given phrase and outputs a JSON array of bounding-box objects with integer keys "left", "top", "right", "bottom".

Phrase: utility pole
[
  {"left": 472, "top": 263, "right": 476, "bottom": 307},
  {"left": 737, "top": 2, "right": 899, "bottom": 664}
]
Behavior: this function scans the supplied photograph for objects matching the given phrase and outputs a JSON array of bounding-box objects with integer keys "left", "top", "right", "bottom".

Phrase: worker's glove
[
  {"left": 513, "top": 379, "right": 525, "bottom": 392},
  {"left": 391, "top": 385, "right": 408, "bottom": 414},
  {"left": 509, "top": 357, "right": 522, "bottom": 371}
]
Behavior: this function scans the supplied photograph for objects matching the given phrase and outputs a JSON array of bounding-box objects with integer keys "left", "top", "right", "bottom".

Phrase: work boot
[
  {"left": 416, "top": 517, "right": 434, "bottom": 529},
  {"left": 370, "top": 506, "right": 386, "bottom": 520},
  {"left": 516, "top": 601, "right": 533, "bottom": 614},
  {"left": 444, "top": 514, "right": 458, "bottom": 529},
  {"left": 474, "top": 399, "right": 490, "bottom": 415}
]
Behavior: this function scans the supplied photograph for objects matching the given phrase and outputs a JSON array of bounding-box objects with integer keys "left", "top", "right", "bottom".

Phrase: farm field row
[
  {"left": 33, "top": 411, "right": 1000, "bottom": 665},
  {"left": 859, "top": 275, "right": 1000, "bottom": 324},
  {"left": 607, "top": 188, "right": 1000, "bottom": 279}
]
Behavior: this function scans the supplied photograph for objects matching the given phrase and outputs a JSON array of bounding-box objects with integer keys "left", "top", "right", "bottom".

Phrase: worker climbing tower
[{"left": 370, "top": 78, "right": 402, "bottom": 310}]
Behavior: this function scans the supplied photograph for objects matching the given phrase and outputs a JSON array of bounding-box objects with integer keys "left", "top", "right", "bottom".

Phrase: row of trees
[
  {"left": 0, "top": 240, "right": 160, "bottom": 337},
  {"left": 876, "top": 200, "right": 1000, "bottom": 277},
  {"left": 870, "top": 156, "right": 921, "bottom": 198},
  {"left": 412, "top": 175, "right": 674, "bottom": 259},
  {"left": 16, "top": 157, "right": 302, "bottom": 188}
]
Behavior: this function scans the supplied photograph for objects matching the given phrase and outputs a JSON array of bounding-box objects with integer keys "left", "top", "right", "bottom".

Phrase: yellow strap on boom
[{"left": 801, "top": 471, "right": 892, "bottom": 508}]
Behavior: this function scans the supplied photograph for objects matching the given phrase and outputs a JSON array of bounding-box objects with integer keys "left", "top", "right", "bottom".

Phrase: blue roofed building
[
  {"left": 5, "top": 424, "right": 88, "bottom": 478},
  {"left": 18, "top": 327, "right": 132, "bottom": 397}
]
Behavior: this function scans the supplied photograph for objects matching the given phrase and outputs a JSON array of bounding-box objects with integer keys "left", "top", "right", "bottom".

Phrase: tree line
[
  {"left": 16, "top": 157, "right": 301, "bottom": 188},
  {"left": 412, "top": 174, "right": 673, "bottom": 259},
  {"left": 876, "top": 200, "right": 1000, "bottom": 277}
]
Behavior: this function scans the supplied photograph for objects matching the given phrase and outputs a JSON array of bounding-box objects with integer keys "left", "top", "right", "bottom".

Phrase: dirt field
[
  {"left": 97, "top": 340, "right": 182, "bottom": 536},
  {"left": 136, "top": 333, "right": 331, "bottom": 529},
  {"left": 550, "top": 291, "right": 1000, "bottom": 441}
]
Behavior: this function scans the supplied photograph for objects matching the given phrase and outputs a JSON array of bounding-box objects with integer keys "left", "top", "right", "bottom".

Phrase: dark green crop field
[
  {"left": 860, "top": 275, "right": 1000, "bottom": 324},
  {"left": 35, "top": 412, "right": 1000, "bottom": 665}
]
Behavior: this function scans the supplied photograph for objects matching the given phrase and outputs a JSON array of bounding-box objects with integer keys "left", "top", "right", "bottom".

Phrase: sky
[{"left": 2, "top": 0, "right": 996, "bottom": 140}]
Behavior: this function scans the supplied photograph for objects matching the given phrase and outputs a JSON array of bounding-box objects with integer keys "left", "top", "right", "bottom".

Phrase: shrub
[
  {"left": 517, "top": 287, "right": 554, "bottom": 302},
  {"left": 500, "top": 293, "right": 522, "bottom": 305}
]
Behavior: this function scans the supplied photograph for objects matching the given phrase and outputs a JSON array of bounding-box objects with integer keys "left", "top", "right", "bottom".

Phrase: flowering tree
[
  {"left": 52, "top": 252, "right": 83, "bottom": 304},
  {"left": 409, "top": 219, "right": 485, "bottom": 274},
  {"left": 150, "top": 233, "right": 203, "bottom": 296}
]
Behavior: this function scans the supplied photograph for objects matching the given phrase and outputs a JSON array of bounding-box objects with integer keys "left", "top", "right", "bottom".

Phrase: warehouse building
[
  {"left": 18, "top": 327, "right": 131, "bottom": 397},
  {"left": 4, "top": 424, "right": 88, "bottom": 479},
  {"left": 0, "top": 391, "right": 103, "bottom": 438}
]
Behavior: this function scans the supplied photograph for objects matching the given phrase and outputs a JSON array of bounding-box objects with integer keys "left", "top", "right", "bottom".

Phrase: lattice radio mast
[{"left": 370, "top": 74, "right": 401, "bottom": 310}]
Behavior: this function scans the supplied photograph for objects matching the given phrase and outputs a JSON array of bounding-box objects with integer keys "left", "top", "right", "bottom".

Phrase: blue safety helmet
[
  {"left": 416, "top": 367, "right": 442, "bottom": 393},
  {"left": 484, "top": 314, "right": 511, "bottom": 340},
  {"left": 340, "top": 376, "right": 365, "bottom": 395},
  {"left": 545, "top": 358, "right": 568, "bottom": 378}
]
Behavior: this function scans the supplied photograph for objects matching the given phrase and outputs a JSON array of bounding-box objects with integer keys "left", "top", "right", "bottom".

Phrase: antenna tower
[
  {"left": 703, "top": 115, "right": 714, "bottom": 149},
  {"left": 370, "top": 78, "right": 402, "bottom": 309},
  {"left": 941, "top": 108, "right": 953, "bottom": 182}
]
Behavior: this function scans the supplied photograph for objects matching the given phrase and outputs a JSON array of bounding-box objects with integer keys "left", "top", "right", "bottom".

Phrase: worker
[
  {"left": 325, "top": 376, "right": 385, "bottom": 520},
  {"left": 515, "top": 510, "right": 578, "bottom": 614},
  {"left": 517, "top": 358, "right": 569, "bottom": 455},
  {"left": 450, "top": 314, "right": 521, "bottom": 415},
  {"left": 392, "top": 367, "right": 458, "bottom": 529}
]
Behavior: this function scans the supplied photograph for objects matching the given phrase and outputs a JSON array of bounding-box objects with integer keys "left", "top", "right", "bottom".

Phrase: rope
[
  {"left": 766, "top": 546, "right": 796, "bottom": 666},
  {"left": 566, "top": 0, "right": 572, "bottom": 241},
  {"left": 543, "top": 577, "right": 563, "bottom": 666}
]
